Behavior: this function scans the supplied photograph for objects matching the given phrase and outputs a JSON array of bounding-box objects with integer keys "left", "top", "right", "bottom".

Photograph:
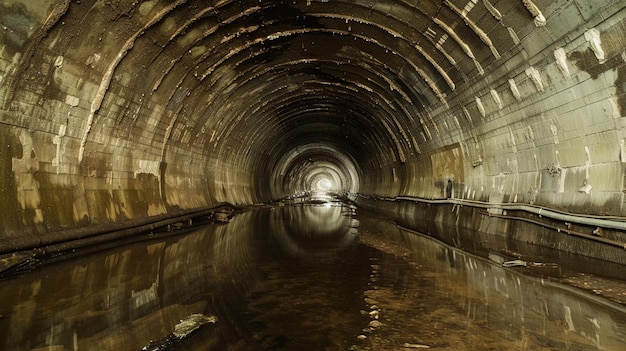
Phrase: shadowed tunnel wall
[{"left": 0, "top": 0, "right": 625, "bottom": 260}]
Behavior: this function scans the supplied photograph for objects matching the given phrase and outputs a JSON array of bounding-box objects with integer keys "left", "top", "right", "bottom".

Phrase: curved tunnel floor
[{"left": 1, "top": 203, "right": 626, "bottom": 350}]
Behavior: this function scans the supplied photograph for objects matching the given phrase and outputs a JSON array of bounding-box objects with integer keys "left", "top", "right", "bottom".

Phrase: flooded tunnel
[{"left": 1, "top": 0, "right": 626, "bottom": 349}]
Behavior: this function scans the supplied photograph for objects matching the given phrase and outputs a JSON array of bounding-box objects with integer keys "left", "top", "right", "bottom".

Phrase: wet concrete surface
[
  {"left": 356, "top": 217, "right": 626, "bottom": 350},
  {"left": 0, "top": 202, "right": 625, "bottom": 350}
]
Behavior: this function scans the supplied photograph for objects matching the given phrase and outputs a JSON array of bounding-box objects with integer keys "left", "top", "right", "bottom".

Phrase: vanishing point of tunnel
[{"left": 1, "top": 0, "right": 626, "bottom": 350}]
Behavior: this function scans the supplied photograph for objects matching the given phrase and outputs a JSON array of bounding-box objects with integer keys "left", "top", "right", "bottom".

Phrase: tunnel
[{"left": 1, "top": 0, "right": 626, "bottom": 349}]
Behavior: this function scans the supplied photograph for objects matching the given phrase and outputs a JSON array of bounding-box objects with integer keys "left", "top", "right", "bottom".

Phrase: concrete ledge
[
  {"left": 0, "top": 203, "right": 239, "bottom": 255},
  {"left": 355, "top": 196, "right": 626, "bottom": 265}
]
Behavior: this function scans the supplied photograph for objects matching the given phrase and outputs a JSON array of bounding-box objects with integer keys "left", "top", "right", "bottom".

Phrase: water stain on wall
[
  {"left": 431, "top": 143, "right": 464, "bottom": 197},
  {"left": 0, "top": 126, "right": 22, "bottom": 236},
  {"left": 570, "top": 49, "right": 622, "bottom": 79},
  {"left": 616, "top": 59, "right": 626, "bottom": 117},
  {"left": 0, "top": 4, "right": 36, "bottom": 54},
  {"left": 568, "top": 21, "right": 626, "bottom": 116},
  {"left": 11, "top": 129, "right": 44, "bottom": 227}
]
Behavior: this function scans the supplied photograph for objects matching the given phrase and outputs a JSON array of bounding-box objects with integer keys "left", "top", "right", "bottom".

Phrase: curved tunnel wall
[{"left": 0, "top": 0, "right": 625, "bottom": 251}]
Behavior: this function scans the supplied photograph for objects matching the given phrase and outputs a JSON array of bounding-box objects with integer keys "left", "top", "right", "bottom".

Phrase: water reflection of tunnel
[{"left": 269, "top": 204, "right": 359, "bottom": 258}]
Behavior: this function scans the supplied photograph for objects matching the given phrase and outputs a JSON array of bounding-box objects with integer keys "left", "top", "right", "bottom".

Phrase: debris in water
[
  {"left": 368, "top": 320, "right": 383, "bottom": 328},
  {"left": 173, "top": 313, "right": 217, "bottom": 338},
  {"left": 364, "top": 297, "right": 378, "bottom": 305},
  {"left": 502, "top": 260, "right": 527, "bottom": 268},
  {"left": 530, "top": 262, "right": 558, "bottom": 268},
  {"left": 141, "top": 313, "right": 217, "bottom": 350},
  {"left": 212, "top": 207, "right": 236, "bottom": 223},
  {"left": 0, "top": 252, "right": 40, "bottom": 278},
  {"left": 214, "top": 212, "right": 230, "bottom": 223},
  {"left": 403, "top": 342, "right": 430, "bottom": 348}
]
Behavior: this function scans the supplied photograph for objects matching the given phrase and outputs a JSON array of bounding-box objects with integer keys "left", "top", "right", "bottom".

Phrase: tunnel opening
[{"left": 270, "top": 142, "right": 361, "bottom": 200}]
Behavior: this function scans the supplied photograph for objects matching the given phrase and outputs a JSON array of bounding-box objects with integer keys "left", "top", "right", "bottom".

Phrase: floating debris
[
  {"left": 214, "top": 212, "right": 231, "bottom": 223},
  {"left": 0, "top": 251, "right": 40, "bottom": 278},
  {"left": 364, "top": 298, "right": 378, "bottom": 305},
  {"left": 141, "top": 313, "right": 217, "bottom": 351},
  {"left": 502, "top": 259, "right": 558, "bottom": 269},
  {"left": 167, "top": 222, "right": 184, "bottom": 231},
  {"left": 529, "top": 262, "right": 559, "bottom": 268},
  {"left": 173, "top": 313, "right": 217, "bottom": 338},
  {"left": 211, "top": 206, "right": 237, "bottom": 223},
  {"left": 403, "top": 342, "right": 430, "bottom": 348},
  {"left": 368, "top": 320, "right": 383, "bottom": 328},
  {"left": 502, "top": 259, "right": 527, "bottom": 268}
]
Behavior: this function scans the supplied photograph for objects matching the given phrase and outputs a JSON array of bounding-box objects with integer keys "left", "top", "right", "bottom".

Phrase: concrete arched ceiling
[{"left": 0, "top": 0, "right": 625, "bottom": 239}]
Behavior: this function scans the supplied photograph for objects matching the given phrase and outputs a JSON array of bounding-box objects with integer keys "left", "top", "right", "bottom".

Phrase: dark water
[{"left": 1, "top": 203, "right": 625, "bottom": 350}]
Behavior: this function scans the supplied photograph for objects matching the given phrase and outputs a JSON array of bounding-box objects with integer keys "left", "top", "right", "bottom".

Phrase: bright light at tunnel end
[{"left": 315, "top": 178, "right": 334, "bottom": 192}]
